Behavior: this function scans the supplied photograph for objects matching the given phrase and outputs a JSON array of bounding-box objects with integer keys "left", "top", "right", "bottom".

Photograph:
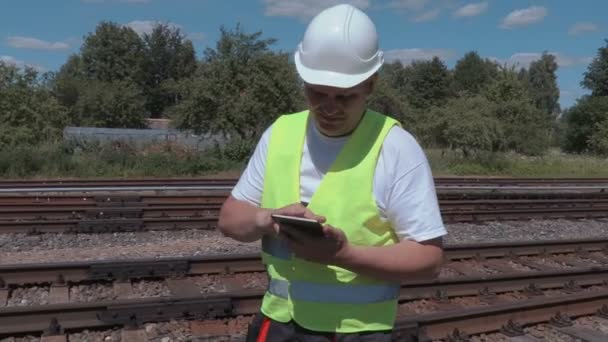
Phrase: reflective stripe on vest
[
  {"left": 267, "top": 278, "right": 400, "bottom": 304},
  {"left": 262, "top": 236, "right": 292, "bottom": 260}
]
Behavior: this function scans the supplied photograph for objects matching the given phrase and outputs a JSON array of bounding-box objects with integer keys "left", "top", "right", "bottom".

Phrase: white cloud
[
  {"left": 385, "top": 48, "right": 455, "bottom": 65},
  {"left": 500, "top": 6, "right": 547, "bottom": 29},
  {"left": 414, "top": 8, "right": 441, "bottom": 22},
  {"left": 493, "top": 52, "right": 591, "bottom": 69},
  {"left": 568, "top": 22, "right": 599, "bottom": 36},
  {"left": 125, "top": 20, "right": 182, "bottom": 36},
  {"left": 454, "top": 2, "right": 488, "bottom": 18},
  {"left": 0, "top": 55, "right": 45, "bottom": 72},
  {"left": 263, "top": 0, "right": 370, "bottom": 20},
  {"left": 7, "top": 36, "right": 70, "bottom": 51}
]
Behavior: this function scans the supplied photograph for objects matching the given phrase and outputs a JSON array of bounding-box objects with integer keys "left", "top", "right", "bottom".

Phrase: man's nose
[{"left": 319, "top": 97, "right": 339, "bottom": 114}]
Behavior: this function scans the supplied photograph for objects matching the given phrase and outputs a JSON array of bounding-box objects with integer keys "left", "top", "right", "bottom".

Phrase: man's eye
[{"left": 337, "top": 94, "right": 355, "bottom": 101}]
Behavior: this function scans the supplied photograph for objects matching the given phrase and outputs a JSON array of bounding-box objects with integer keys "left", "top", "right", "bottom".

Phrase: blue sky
[{"left": 1, "top": 0, "right": 606, "bottom": 109}]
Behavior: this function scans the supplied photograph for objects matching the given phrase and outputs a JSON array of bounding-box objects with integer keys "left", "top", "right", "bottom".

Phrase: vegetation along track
[
  {"left": 1, "top": 238, "right": 608, "bottom": 339},
  {"left": 2, "top": 192, "right": 608, "bottom": 233},
  {"left": 2, "top": 177, "right": 608, "bottom": 189}
]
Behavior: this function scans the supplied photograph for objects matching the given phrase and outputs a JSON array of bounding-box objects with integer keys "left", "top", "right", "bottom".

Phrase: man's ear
[{"left": 366, "top": 73, "right": 379, "bottom": 95}]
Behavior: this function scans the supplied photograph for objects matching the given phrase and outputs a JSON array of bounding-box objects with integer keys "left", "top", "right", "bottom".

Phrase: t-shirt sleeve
[
  {"left": 384, "top": 131, "right": 447, "bottom": 242},
  {"left": 230, "top": 126, "right": 271, "bottom": 207}
]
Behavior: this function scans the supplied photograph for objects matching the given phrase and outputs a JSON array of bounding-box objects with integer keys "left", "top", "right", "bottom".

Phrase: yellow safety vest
[{"left": 260, "top": 109, "right": 401, "bottom": 333}]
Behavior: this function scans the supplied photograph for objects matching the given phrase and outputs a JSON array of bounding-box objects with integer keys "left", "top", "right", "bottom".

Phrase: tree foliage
[
  {"left": 431, "top": 96, "right": 503, "bottom": 157},
  {"left": 483, "top": 67, "right": 552, "bottom": 155},
  {"left": 0, "top": 62, "right": 68, "bottom": 147},
  {"left": 527, "top": 52, "right": 560, "bottom": 118},
  {"left": 73, "top": 80, "right": 147, "bottom": 128},
  {"left": 453, "top": 51, "right": 498, "bottom": 95},
  {"left": 562, "top": 96, "right": 608, "bottom": 154},
  {"left": 141, "top": 23, "right": 197, "bottom": 117},
  {"left": 582, "top": 39, "right": 608, "bottom": 97},
  {"left": 405, "top": 57, "right": 453, "bottom": 109},
  {"left": 170, "top": 24, "right": 304, "bottom": 140},
  {"left": 81, "top": 21, "right": 145, "bottom": 84}
]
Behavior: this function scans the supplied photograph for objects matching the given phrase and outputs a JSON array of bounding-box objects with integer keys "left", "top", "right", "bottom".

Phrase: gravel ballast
[{"left": 1, "top": 219, "right": 608, "bottom": 265}]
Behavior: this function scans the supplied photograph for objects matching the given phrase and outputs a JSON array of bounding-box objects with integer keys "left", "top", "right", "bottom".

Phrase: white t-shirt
[{"left": 231, "top": 116, "right": 447, "bottom": 242}]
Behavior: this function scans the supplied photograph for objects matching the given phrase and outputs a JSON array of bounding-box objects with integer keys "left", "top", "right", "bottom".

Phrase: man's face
[{"left": 303, "top": 76, "right": 375, "bottom": 137}]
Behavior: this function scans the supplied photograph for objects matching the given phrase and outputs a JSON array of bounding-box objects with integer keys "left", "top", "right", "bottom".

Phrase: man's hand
[
  {"left": 283, "top": 224, "right": 352, "bottom": 265},
  {"left": 256, "top": 203, "right": 326, "bottom": 237}
]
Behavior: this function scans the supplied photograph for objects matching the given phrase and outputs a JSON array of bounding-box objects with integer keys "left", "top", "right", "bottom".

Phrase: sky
[{"left": 0, "top": 0, "right": 606, "bottom": 109}]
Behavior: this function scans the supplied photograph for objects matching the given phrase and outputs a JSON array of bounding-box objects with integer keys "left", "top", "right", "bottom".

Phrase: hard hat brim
[{"left": 294, "top": 51, "right": 382, "bottom": 89}]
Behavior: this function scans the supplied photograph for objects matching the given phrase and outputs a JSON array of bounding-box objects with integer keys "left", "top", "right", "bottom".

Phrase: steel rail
[
  {"left": 1, "top": 238, "right": 606, "bottom": 285},
  {"left": 394, "top": 289, "right": 608, "bottom": 341},
  {"left": 0, "top": 216, "right": 217, "bottom": 233},
  {"left": 1, "top": 267, "right": 608, "bottom": 336},
  {"left": 2, "top": 190, "right": 608, "bottom": 205},
  {"left": 3, "top": 199, "right": 608, "bottom": 222},
  {"left": 2, "top": 177, "right": 608, "bottom": 188}
]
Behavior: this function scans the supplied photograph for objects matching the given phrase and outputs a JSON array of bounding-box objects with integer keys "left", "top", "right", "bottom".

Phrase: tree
[
  {"left": 528, "top": 52, "right": 560, "bottom": 119},
  {"left": 453, "top": 51, "right": 498, "bottom": 95},
  {"left": 582, "top": 39, "right": 608, "bottom": 96},
  {"left": 562, "top": 95, "right": 608, "bottom": 154},
  {"left": 484, "top": 66, "right": 552, "bottom": 155},
  {"left": 141, "top": 23, "right": 197, "bottom": 117},
  {"left": 429, "top": 96, "right": 503, "bottom": 157},
  {"left": 405, "top": 57, "right": 453, "bottom": 109},
  {"left": 81, "top": 21, "right": 145, "bottom": 84},
  {"left": 0, "top": 62, "right": 68, "bottom": 147},
  {"left": 367, "top": 74, "right": 410, "bottom": 125},
  {"left": 588, "top": 119, "right": 608, "bottom": 156},
  {"left": 170, "top": 24, "right": 304, "bottom": 140},
  {"left": 73, "top": 80, "right": 147, "bottom": 128},
  {"left": 50, "top": 54, "right": 87, "bottom": 124}
]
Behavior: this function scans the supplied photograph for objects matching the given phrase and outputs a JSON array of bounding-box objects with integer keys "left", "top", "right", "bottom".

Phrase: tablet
[{"left": 271, "top": 214, "right": 325, "bottom": 238}]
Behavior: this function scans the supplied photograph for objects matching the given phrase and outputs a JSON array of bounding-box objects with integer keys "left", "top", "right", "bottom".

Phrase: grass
[
  {"left": 0, "top": 141, "right": 246, "bottom": 179},
  {"left": 2, "top": 143, "right": 608, "bottom": 179},
  {"left": 426, "top": 148, "right": 608, "bottom": 178}
]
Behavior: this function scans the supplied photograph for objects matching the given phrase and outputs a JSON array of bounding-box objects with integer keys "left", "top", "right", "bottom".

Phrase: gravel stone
[
  {"left": 131, "top": 279, "right": 171, "bottom": 298},
  {"left": 68, "top": 328, "right": 122, "bottom": 342},
  {"left": 1, "top": 219, "right": 608, "bottom": 265},
  {"left": 6, "top": 286, "right": 49, "bottom": 306},
  {"left": 70, "top": 282, "right": 116, "bottom": 303}
]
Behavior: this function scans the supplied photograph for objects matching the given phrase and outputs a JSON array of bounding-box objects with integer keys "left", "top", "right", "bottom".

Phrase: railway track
[
  {"left": 1, "top": 177, "right": 608, "bottom": 196},
  {"left": 1, "top": 239, "right": 608, "bottom": 339},
  {"left": 2, "top": 177, "right": 608, "bottom": 188},
  {"left": 1, "top": 192, "right": 608, "bottom": 233}
]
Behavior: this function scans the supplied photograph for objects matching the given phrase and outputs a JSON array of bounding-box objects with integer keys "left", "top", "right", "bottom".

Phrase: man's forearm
[
  {"left": 335, "top": 239, "right": 444, "bottom": 283},
  {"left": 217, "top": 196, "right": 268, "bottom": 242}
]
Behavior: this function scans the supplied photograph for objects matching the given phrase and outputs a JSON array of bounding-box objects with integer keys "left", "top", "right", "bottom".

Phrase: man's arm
[
  {"left": 336, "top": 237, "right": 443, "bottom": 282},
  {"left": 287, "top": 224, "right": 443, "bottom": 283},
  {"left": 217, "top": 195, "right": 271, "bottom": 243},
  {"left": 218, "top": 196, "right": 327, "bottom": 243}
]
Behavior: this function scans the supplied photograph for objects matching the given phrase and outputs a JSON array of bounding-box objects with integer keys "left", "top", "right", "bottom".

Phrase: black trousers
[{"left": 245, "top": 312, "right": 392, "bottom": 342}]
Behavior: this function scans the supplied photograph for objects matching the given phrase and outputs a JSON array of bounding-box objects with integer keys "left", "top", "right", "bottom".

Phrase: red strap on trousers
[{"left": 256, "top": 317, "right": 272, "bottom": 342}]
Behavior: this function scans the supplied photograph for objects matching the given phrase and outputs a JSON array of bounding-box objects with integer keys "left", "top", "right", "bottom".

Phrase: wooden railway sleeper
[
  {"left": 88, "top": 260, "right": 189, "bottom": 281},
  {"left": 75, "top": 219, "right": 144, "bottom": 233},
  {"left": 97, "top": 297, "right": 234, "bottom": 326}
]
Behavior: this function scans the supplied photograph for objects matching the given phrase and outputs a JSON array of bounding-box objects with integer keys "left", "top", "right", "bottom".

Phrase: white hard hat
[{"left": 294, "top": 4, "right": 384, "bottom": 89}]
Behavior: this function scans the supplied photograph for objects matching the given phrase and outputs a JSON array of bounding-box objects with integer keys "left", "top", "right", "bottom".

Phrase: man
[{"left": 218, "top": 3, "right": 447, "bottom": 341}]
